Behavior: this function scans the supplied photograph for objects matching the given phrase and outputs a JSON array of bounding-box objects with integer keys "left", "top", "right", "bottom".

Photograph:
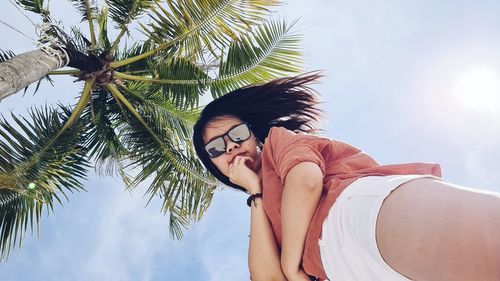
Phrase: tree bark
[{"left": 0, "top": 49, "right": 67, "bottom": 101}]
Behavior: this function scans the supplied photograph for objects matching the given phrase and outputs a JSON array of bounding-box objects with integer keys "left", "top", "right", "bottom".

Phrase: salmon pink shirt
[{"left": 260, "top": 127, "right": 442, "bottom": 280}]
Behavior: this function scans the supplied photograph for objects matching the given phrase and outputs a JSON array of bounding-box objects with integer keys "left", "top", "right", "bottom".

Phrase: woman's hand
[{"left": 228, "top": 155, "right": 261, "bottom": 194}]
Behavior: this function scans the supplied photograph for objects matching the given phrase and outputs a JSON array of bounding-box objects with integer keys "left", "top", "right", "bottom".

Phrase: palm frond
[
  {"left": 15, "top": 0, "right": 47, "bottom": 15},
  {"left": 150, "top": 57, "right": 210, "bottom": 109},
  {"left": 82, "top": 88, "right": 130, "bottom": 182},
  {"left": 114, "top": 40, "right": 157, "bottom": 73},
  {"left": 143, "top": 0, "right": 281, "bottom": 59},
  {"left": 167, "top": 204, "right": 191, "bottom": 240},
  {"left": 96, "top": 3, "right": 111, "bottom": 49},
  {"left": 107, "top": 0, "right": 157, "bottom": 52},
  {"left": 166, "top": 188, "right": 214, "bottom": 240},
  {"left": 67, "top": 0, "right": 98, "bottom": 23},
  {"left": 67, "top": 0, "right": 98, "bottom": 47},
  {"left": 0, "top": 106, "right": 90, "bottom": 260},
  {"left": 114, "top": 56, "right": 210, "bottom": 110},
  {"left": 107, "top": 0, "right": 155, "bottom": 27},
  {"left": 106, "top": 85, "right": 217, "bottom": 238},
  {"left": 0, "top": 190, "right": 42, "bottom": 260},
  {"left": 0, "top": 106, "right": 90, "bottom": 196},
  {"left": 28, "top": 74, "right": 55, "bottom": 96},
  {"left": 210, "top": 19, "right": 302, "bottom": 97},
  {"left": 115, "top": 20, "right": 302, "bottom": 99},
  {"left": 123, "top": 104, "right": 217, "bottom": 239},
  {"left": 69, "top": 26, "right": 92, "bottom": 53},
  {"left": 122, "top": 82, "right": 201, "bottom": 125}
]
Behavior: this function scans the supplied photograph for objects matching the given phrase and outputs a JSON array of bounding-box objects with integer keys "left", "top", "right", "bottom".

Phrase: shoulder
[
  {"left": 264, "top": 127, "right": 295, "bottom": 148},
  {"left": 263, "top": 126, "right": 333, "bottom": 159},
  {"left": 262, "top": 127, "right": 330, "bottom": 183},
  {"left": 266, "top": 126, "right": 330, "bottom": 146}
]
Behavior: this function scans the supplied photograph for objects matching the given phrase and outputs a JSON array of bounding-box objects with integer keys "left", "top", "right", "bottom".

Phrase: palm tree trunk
[{"left": 0, "top": 49, "right": 67, "bottom": 101}]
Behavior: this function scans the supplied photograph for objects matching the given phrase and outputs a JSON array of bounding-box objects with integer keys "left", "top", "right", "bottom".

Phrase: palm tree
[{"left": 0, "top": 0, "right": 302, "bottom": 260}]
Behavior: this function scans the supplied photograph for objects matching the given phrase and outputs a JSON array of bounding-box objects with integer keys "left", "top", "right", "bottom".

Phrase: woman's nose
[{"left": 225, "top": 136, "right": 240, "bottom": 153}]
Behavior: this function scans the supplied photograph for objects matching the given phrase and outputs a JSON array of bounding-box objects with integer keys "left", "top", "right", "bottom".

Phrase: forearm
[
  {"left": 249, "top": 196, "right": 287, "bottom": 281},
  {"left": 281, "top": 163, "right": 323, "bottom": 280}
]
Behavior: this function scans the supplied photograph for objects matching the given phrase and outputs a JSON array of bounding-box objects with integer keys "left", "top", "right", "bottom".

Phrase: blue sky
[{"left": 2, "top": 1, "right": 500, "bottom": 280}]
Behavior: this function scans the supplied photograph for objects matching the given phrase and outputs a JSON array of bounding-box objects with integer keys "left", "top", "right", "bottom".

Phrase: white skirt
[{"left": 318, "top": 174, "right": 443, "bottom": 281}]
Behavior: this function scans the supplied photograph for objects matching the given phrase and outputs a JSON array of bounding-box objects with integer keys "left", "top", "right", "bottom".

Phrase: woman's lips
[{"left": 230, "top": 152, "right": 246, "bottom": 165}]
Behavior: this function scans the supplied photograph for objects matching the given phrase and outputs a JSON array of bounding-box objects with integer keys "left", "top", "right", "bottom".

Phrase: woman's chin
[{"left": 251, "top": 160, "right": 262, "bottom": 173}]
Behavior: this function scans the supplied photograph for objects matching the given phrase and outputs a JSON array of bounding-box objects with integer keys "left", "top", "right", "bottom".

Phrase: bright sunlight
[{"left": 454, "top": 69, "right": 500, "bottom": 112}]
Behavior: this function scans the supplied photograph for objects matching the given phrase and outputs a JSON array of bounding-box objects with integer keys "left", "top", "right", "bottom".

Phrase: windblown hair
[{"left": 193, "top": 72, "right": 325, "bottom": 192}]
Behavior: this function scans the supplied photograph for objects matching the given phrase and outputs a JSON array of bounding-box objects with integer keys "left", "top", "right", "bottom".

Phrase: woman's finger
[{"left": 234, "top": 156, "right": 243, "bottom": 166}]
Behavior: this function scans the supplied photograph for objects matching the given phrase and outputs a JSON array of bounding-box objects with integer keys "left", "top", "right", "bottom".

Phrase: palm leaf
[
  {"left": 0, "top": 190, "right": 41, "bottom": 260},
  {"left": 107, "top": 0, "right": 157, "bottom": 52},
  {"left": 149, "top": 57, "right": 210, "bottom": 109},
  {"left": 107, "top": 0, "right": 156, "bottom": 27},
  {"left": 15, "top": 0, "right": 47, "bottom": 15},
  {"left": 69, "top": 26, "right": 93, "bottom": 52},
  {"left": 96, "top": 3, "right": 111, "bottom": 49},
  {"left": 106, "top": 86, "right": 217, "bottom": 239},
  {"left": 210, "top": 19, "right": 302, "bottom": 97},
  {"left": 0, "top": 106, "right": 90, "bottom": 259},
  {"left": 123, "top": 105, "right": 217, "bottom": 239},
  {"left": 82, "top": 88, "right": 131, "bottom": 182},
  {"left": 114, "top": 20, "right": 302, "bottom": 99},
  {"left": 114, "top": 40, "right": 158, "bottom": 73},
  {"left": 123, "top": 81, "right": 201, "bottom": 128},
  {"left": 68, "top": 0, "right": 98, "bottom": 47},
  {"left": 143, "top": 0, "right": 281, "bottom": 59},
  {"left": 114, "top": 55, "right": 210, "bottom": 110},
  {"left": 67, "top": 0, "right": 98, "bottom": 23}
]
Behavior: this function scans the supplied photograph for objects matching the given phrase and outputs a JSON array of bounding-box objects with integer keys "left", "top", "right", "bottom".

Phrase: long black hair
[{"left": 193, "top": 72, "right": 325, "bottom": 192}]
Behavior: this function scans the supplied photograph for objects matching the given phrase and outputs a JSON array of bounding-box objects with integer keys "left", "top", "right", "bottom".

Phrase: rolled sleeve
[
  {"left": 267, "top": 127, "right": 328, "bottom": 186},
  {"left": 277, "top": 144, "right": 327, "bottom": 186}
]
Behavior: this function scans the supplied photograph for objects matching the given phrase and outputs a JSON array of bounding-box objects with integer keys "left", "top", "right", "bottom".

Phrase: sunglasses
[{"left": 204, "top": 123, "right": 252, "bottom": 158}]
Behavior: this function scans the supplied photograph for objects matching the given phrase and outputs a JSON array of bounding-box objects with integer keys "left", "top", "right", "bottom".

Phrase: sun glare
[{"left": 454, "top": 69, "right": 500, "bottom": 112}]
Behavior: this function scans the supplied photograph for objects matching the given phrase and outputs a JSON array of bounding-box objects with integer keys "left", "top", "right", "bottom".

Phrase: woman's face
[{"left": 202, "top": 116, "right": 262, "bottom": 178}]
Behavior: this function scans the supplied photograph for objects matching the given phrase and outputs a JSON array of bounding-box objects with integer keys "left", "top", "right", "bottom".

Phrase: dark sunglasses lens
[
  {"left": 205, "top": 137, "right": 225, "bottom": 158},
  {"left": 228, "top": 124, "right": 251, "bottom": 142}
]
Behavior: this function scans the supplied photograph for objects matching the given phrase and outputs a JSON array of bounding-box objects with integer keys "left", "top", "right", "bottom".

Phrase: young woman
[{"left": 192, "top": 73, "right": 500, "bottom": 281}]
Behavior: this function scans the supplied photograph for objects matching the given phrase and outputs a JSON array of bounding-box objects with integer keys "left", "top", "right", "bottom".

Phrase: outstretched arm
[
  {"left": 248, "top": 191, "right": 287, "bottom": 281},
  {"left": 281, "top": 162, "right": 323, "bottom": 281},
  {"left": 228, "top": 155, "right": 286, "bottom": 281}
]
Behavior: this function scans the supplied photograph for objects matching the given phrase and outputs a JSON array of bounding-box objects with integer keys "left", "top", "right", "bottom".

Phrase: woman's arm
[
  {"left": 280, "top": 162, "right": 323, "bottom": 281},
  {"left": 248, "top": 183, "right": 287, "bottom": 281},
  {"left": 227, "top": 155, "right": 286, "bottom": 280}
]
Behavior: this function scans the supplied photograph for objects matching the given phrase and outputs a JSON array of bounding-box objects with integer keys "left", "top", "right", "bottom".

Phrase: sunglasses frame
[{"left": 204, "top": 122, "right": 252, "bottom": 158}]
